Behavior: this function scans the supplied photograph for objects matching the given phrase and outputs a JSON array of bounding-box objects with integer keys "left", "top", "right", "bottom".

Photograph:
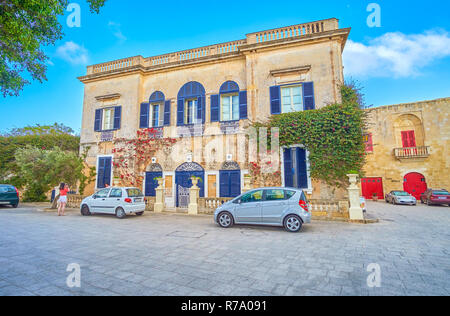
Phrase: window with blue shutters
[
  {"left": 283, "top": 149, "right": 294, "bottom": 187},
  {"left": 283, "top": 148, "right": 308, "bottom": 189},
  {"left": 271, "top": 82, "right": 315, "bottom": 114},
  {"left": 97, "top": 156, "right": 112, "bottom": 189},
  {"left": 95, "top": 107, "right": 122, "bottom": 132},
  {"left": 177, "top": 82, "right": 205, "bottom": 126},
  {"left": 219, "top": 170, "right": 241, "bottom": 198},
  {"left": 218, "top": 81, "right": 247, "bottom": 122}
]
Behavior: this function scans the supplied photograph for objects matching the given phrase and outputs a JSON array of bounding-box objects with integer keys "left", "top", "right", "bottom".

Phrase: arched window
[
  {"left": 177, "top": 82, "right": 206, "bottom": 126},
  {"left": 140, "top": 91, "right": 171, "bottom": 128},
  {"left": 211, "top": 81, "right": 247, "bottom": 122}
]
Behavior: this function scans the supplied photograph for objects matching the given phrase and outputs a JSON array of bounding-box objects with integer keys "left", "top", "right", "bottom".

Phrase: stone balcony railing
[
  {"left": 394, "top": 146, "right": 430, "bottom": 160},
  {"left": 85, "top": 18, "right": 340, "bottom": 76}
]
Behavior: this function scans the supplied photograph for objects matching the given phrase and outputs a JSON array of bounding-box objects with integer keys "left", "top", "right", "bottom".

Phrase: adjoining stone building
[
  {"left": 78, "top": 18, "right": 351, "bottom": 210},
  {"left": 362, "top": 97, "right": 450, "bottom": 200}
]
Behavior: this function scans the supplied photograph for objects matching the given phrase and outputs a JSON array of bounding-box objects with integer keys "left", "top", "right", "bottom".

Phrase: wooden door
[
  {"left": 208, "top": 175, "right": 217, "bottom": 198},
  {"left": 361, "top": 177, "right": 384, "bottom": 200},
  {"left": 403, "top": 173, "right": 427, "bottom": 200}
]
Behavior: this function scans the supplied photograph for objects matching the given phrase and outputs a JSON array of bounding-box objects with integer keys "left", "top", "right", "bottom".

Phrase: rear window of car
[
  {"left": 433, "top": 191, "right": 450, "bottom": 195},
  {"left": 126, "top": 188, "right": 143, "bottom": 197},
  {"left": 0, "top": 186, "right": 15, "bottom": 193},
  {"left": 285, "top": 190, "right": 297, "bottom": 200}
]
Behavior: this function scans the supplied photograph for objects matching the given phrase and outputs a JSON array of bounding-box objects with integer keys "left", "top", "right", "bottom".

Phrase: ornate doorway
[
  {"left": 219, "top": 161, "right": 241, "bottom": 198},
  {"left": 175, "top": 162, "right": 205, "bottom": 207}
]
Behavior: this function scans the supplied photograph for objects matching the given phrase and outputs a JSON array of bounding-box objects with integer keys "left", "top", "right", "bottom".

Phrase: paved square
[{"left": 0, "top": 202, "right": 449, "bottom": 296}]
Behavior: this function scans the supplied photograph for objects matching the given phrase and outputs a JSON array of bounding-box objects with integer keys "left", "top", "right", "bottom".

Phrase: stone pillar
[
  {"left": 243, "top": 175, "right": 252, "bottom": 192},
  {"left": 154, "top": 178, "right": 165, "bottom": 213},
  {"left": 347, "top": 174, "right": 364, "bottom": 220},
  {"left": 188, "top": 177, "right": 200, "bottom": 215}
]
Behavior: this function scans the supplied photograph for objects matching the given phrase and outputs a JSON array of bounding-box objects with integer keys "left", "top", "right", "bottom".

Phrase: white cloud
[
  {"left": 55, "top": 41, "right": 89, "bottom": 65},
  {"left": 344, "top": 30, "right": 450, "bottom": 78},
  {"left": 108, "top": 21, "right": 127, "bottom": 42}
]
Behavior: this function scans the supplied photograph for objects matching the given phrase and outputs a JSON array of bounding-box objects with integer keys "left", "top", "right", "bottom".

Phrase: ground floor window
[
  {"left": 97, "top": 156, "right": 112, "bottom": 189},
  {"left": 283, "top": 147, "right": 308, "bottom": 189}
]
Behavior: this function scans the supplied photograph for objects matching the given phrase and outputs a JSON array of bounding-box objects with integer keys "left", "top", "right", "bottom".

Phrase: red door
[
  {"left": 361, "top": 177, "right": 384, "bottom": 200},
  {"left": 403, "top": 173, "right": 427, "bottom": 200}
]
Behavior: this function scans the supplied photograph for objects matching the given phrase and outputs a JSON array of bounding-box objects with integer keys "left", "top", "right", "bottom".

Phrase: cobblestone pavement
[{"left": 0, "top": 202, "right": 449, "bottom": 296}]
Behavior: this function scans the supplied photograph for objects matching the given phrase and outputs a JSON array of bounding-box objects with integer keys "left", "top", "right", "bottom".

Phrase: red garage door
[
  {"left": 404, "top": 172, "right": 427, "bottom": 200},
  {"left": 361, "top": 177, "right": 384, "bottom": 200}
]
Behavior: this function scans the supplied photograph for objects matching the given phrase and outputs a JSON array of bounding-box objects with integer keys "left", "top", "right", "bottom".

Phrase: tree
[
  {"left": 0, "top": 0, "right": 106, "bottom": 97},
  {"left": 15, "top": 146, "right": 85, "bottom": 201}
]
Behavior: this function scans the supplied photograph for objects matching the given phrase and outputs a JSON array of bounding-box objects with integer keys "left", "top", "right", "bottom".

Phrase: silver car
[
  {"left": 385, "top": 191, "right": 417, "bottom": 206},
  {"left": 80, "top": 187, "right": 146, "bottom": 219},
  {"left": 214, "top": 188, "right": 311, "bottom": 233}
]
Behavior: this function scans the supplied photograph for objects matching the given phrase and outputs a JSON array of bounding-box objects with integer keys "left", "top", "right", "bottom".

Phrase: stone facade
[
  {"left": 78, "top": 18, "right": 351, "bottom": 207},
  {"left": 362, "top": 97, "right": 450, "bottom": 199}
]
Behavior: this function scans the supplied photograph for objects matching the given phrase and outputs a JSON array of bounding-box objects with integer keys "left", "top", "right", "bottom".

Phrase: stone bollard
[
  {"left": 188, "top": 177, "right": 200, "bottom": 215},
  {"left": 347, "top": 174, "right": 364, "bottom": 220},
  {"left": 154, "top": 178, "right": 165, "bottom": 213}
]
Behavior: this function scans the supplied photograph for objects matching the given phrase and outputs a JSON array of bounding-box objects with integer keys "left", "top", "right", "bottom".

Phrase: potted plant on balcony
[{"left": 372, "top": 192, "right": 379, "bottom": 202}]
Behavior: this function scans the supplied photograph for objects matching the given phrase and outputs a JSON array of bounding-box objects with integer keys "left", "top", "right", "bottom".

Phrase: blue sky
[{"left": 1, "top": 0, "right": 450, "bottom": 134}]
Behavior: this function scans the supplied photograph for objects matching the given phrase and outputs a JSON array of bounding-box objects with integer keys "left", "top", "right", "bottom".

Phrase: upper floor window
[
  {"left": 177, "top": 82, "right": 206, "bottom": 126},
  {"left": 102, "top": 108, "right": 115, "bottom": 130},
  {"left": 185, "top": 99, "right": 199, "bottom": 125},
  {"left": 281, "top": 85, "right": 303, "bottom": 113},
  {"left": 221, "top": 94, "right": 240, "bottom": 121},
  {"left": 95, "top": 106, "right": 122, "bottom": 132},
  {"left": 401, "top": 130, "right": 416, "bottom": 148},
  {"left": 140, "top": 91, "right": 171, "bottom": 128},
  {"left": 150, "top": 103, "right": 161, "bottom": 127}
]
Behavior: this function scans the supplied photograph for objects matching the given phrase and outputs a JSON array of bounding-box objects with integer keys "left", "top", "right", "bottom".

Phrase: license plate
[
  {"left": 134, "top": 198, "right": 142, "bottom": 202},
  {"left": 439, "top": 197, "right": 447, "bottom": 200}
]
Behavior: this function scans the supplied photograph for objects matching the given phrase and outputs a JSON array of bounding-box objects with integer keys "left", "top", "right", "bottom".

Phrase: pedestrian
[{"left": 57, "top": 183, "right": 70, "bottom": 216}]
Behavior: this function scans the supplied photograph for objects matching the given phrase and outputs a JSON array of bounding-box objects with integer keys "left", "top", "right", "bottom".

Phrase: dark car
[
  {"left": 420, "top": 189, "right": 450, "bottom": 206},
  {"left": 0, "top": 185, "right": 20, "bottom": 208}
]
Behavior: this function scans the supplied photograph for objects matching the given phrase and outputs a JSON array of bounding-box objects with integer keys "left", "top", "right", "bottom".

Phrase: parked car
[
  {"left": 80, "top": 187, "right": 146, "bottom": 219},
  {"left": 0, "top": 185, "right": 19, "bottom": 208},
  {"left": 420, "top": 189, "right": 450, "bottom": 206},
  {"left": 214, "top": 187, "right": 311, "bottom": 233},
  {"left": 385, "top": 191, "right": 417, "bottom": 205}
]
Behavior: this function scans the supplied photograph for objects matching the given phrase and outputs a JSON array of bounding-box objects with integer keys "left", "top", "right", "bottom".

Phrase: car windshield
[
  {"left": 433, "top": 191, "right": 450, "bottom": 195},
  {"left": 127, "top": 188, "right": 143, "bottom": 197},
  {"left": 393, "top": 192, "right": 409, "bottom": 196}
]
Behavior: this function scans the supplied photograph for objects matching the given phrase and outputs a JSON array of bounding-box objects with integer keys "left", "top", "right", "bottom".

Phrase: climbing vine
[
  {"left": 252, "top": 84, "right": 367, "bottom": 187},
  {"left": 112, "top": 128, "right": 177, "bottom": 188}
]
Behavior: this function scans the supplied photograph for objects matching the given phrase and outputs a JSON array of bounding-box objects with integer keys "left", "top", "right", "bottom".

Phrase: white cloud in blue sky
[
  {"left": 108, "top": 21, "right": 127, "bottom": 43},
  {"left": 344, "top": 30, "right": 450, "bottom": 78},
  {"left": 55, "top": 41, "right": 89, "bottom": 65}
]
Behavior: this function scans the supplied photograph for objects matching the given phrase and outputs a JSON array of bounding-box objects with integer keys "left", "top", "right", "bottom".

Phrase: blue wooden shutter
[
  {"left": 196, "top": 96, "right": 203, "bottom": 123},
  {"left": 210, "top": 95, "right": 220, "bottom": 122},
  {"left": 163, "top": 100, "right": 171, "bottom": 126},
  {"left": 113, "top": 106, "right": 122, "bottom": 130},
  {"left": 270, "top": 86, "right": 281, "bottom": 114},
  {"left": 94, "top": 109, "right": 102, "bottom": 132},
  {"left": 97, "top": 158, "right": 105, "bottom": 188},
  {"left": 296, "top": 148, "right": 308, "bottom": 188},
  {"left": 177, "top": 99, "right": 184, "bottom": 126},
  {"left": 145, "top": 172, "right": 163, "bottom": 196},
  {"left": 104, "top": 157, "right": 112, "bottom": 188},
  {"left": 139, "top": 103, "right": 149, "bottom": 128},
  {"left": 239, "top": 91, "right": 248, "bottom": 119},
  {"left": 284, "top": 149, "right": 294, "bottom": 187},
  {"left": 303, "top": 82, "right": 315, "bottom": 111},
  {"left": 219, "top": 171, "right": 230, "bottom": 197},
  {"left": 229, "top": 171, "right": 241, "bottom": 197}
]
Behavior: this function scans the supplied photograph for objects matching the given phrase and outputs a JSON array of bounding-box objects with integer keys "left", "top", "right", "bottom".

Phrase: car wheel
[
  {"left": 81, "top": 204, "right": 91, "bottom": 216},
  {"left": 116, "top": 207, "right": 126, "bottom": 219},
  {"left": 136, "top": 212, "right": 144, "bottom": 216},
  {"left": 284, "top": 215, "right": 303, "bottom": 233},
  {"left": 217, "top": 212, "right": 234, "bottom": 228}
]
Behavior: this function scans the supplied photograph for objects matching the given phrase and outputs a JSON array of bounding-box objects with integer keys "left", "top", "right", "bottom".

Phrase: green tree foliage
[
  {"left": 15, "top": 146, "right": 84, "bottom": 201},
  {"left": 0, "top": 0, "right": 106, "bottom": 97},
  {"left": 253, "top": 83, "right": 367, "bottom": 187},
  {"left": 0, "top": 123, "right": 80, "bottom": 187}
]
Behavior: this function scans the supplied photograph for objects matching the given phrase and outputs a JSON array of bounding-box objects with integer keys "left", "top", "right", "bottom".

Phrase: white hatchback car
[{"left": 80, "top": 187, "right": 146, "bottom": 219}]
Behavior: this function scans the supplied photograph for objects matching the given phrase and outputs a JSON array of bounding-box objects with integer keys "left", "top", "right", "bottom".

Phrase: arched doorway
[
  {"left": 404, "top": 173, "right": 427, "bottom": 200},
  {"left": 175, "top": 162, "right": 205, "bottom": 207},
  {"left": 145, "top": 163, "right": 163, "bottom": 197},
  {"left": 219, "top": 161, "right": 241, "bottom": 197}
]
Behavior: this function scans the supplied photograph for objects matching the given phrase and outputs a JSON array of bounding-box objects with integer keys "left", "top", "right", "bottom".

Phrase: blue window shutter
[
  {"left": 219, "top": 171, "right": 230, "bottom": 197},
  {"left": 239, "top": 91, "right": 248, "bottom": 119},
  {"left": 284, "top": 149, "right": 293, "bottom": 187},
  {"left": 210, "top": 95, "right": 220, "bottom": 122},
  {"left": 296, "top": 148, "right": 308, "bottom": 188},
  {"left": 139, "top": 103, "right": 149, "bottom": 128},
  {"left": 270, "top": 86, "right": 281, "bottom": 114},
  {"left": 94, "top": 109, "right": 102, "bottom": 132},
  {"left": 196, "top": 96, "right": 203, "bottom": 123},
  {"left": 104, "top": 157, "right": 112, "bottom": 188},
  {"left": 113, "top": 106, "right": 122, "bottom": 130},
  {"left": 229, "top": 171, "right": 241, "bottom": 197},
  {"left": 177, "top": 99, "right": 184, "bottom": 126},
  {"left": 164, "top": 100, "right": 171, "bottom": 126},
  {"left": 97, "top": 158, "right": 105, "bottom": 188},
  {"left": 303, "top": 82, "right": 315, "bottom": 110}
]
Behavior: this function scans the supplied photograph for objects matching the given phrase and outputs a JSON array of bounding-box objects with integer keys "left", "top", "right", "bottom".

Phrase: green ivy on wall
[{"left": 253, "top": 84, "right": 367, "bottom": 187}]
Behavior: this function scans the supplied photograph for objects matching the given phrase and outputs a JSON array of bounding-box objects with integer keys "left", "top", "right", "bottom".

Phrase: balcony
[
  {"left": 394, "top": 146, "right": 430, "bottom": 161},
  {"left": 81, "top": 18, "right": 344, "bottom": 78}
]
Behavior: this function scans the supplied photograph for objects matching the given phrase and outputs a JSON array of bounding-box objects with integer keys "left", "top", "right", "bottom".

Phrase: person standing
[{"left": 57, "top": 183, "right": 70, "bottom": 216}]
